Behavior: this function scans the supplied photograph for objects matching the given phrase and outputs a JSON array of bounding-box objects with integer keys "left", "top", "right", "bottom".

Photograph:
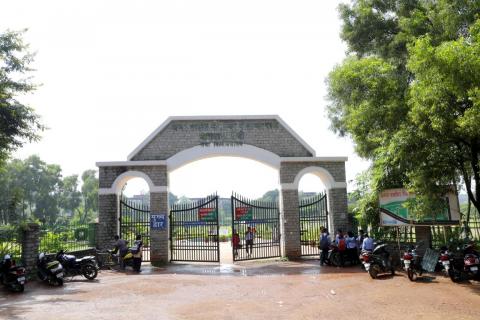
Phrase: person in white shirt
[
  {"left": 362, "top": 233, "right": 374, "bottom": 251},
  {"left": 245, "top": 226, "right": 255, "bottom": 256},
  {"left": 346, "top": 231, "right": 358, "bottom": 265}
]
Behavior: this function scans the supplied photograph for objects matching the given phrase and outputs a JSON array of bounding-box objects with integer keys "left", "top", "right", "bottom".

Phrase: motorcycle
[
  {"left": 0, "top": 254, "right": 26, "bottom": 292},
  {"left": 37, "top": 253, "right": 64, "bottom": 286},
  {"left": 359, "top": 249, "right": 372, "bottom": 271},
  {"left": 438, "top": 246, "right": 451, "bottom": 277},
  {"left": 364, "top": 243, "right": 395, "bottom": 279},
  {"left": 107, "top": 249, "right": 134, "bottom": 269},
  {"left": 448, "top": 243, "right": 480, "bottom": 283},
  {"left": 56, "top": 250, "right": 99, "bottom": 280},
  {"left": 326, "top": 244, "right": 340, "bottom": 266},
  {"left": 402, "top": 243, "right": 423, "bottom": 281}
]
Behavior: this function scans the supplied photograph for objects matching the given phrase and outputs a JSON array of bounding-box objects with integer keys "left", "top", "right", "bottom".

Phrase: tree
[
  {"left": 80, "top": 170, "right": 98, "bottom": 223},
  {"left": 58, "top": 175, "right": 81, "bottom": 216},
  {"left": 0, "top": 30, "right": 43, "bottom": 166},
  {"left": 327, "top": 1, "right": 480, "bottom": 221}
]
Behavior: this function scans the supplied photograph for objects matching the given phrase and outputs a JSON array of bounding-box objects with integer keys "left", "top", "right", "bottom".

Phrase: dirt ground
[{"left": 1, "top": 259, "right": 480, "bottom": 320}]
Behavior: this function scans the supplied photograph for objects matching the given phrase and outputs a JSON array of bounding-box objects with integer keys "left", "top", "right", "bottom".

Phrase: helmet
[
  {"left": 4, "top": 254, "right": 11, "bottom": 260},
  {"left": 39, "top": 252, "right": 45, "bottom": 260}
]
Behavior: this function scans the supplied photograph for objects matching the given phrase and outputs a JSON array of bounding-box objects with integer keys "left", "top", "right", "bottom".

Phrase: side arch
[
  {"left": 110, "top": 170, "right": 155, "bottom": 194},
  {"left": 292, "top": 166, "right": 336, "bottom": 190}
]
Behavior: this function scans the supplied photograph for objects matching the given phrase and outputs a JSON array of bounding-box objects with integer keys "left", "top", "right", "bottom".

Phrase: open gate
[
  {"left": 299, "top": 193, "right": 328, "bottom": 256},
  {"left": 231, "top": 193, "right": 281, "bottom": 261},
  {"left": 119, "top": 197, "right": 151, "bottom": 262},
  {"left": 170, "top": 194, "right": 220, "bottom": 262}
]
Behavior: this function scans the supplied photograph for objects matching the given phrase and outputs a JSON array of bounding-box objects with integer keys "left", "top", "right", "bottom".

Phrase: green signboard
[
  {"left": 198, "top": 207, "right": 217, "bottom": 222},
  {"left": 235, "top": 207, "right": 253, "bottom": 221}
]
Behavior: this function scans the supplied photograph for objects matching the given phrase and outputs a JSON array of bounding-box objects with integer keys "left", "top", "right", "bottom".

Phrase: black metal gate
[
  {"left": 231, "top": 193, "right": 280, "bottom": 261},
  {"left": 119, "top": 197, "right": 151, "bottom": 262},
  {"left": 170, "top": 194, "right": 220, "bottom": 262},
  {"left": 299, "top": 193, "right": 328, "bottom": 256}
]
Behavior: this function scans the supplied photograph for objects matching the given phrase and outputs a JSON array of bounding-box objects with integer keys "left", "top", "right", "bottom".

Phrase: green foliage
[
  {"left": 0, "top": 155, "right": 98, "bottom": 225},
  {"left": 328, "top": 1, "right": 480, "bottom": 219},
  {"left": 0, "top": 29, "right": 44, "bottom": 166}
]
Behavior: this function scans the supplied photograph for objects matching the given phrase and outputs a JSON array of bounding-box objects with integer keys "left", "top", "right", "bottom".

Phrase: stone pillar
[
  {"left": 97, "top": 194, "right": 118, "bottom": 250},
  {"left": 21, "top": 223, "right": 40, "bottom": 273},
  {"left": 327, "top": 188, "right": 349, "bottom": 234},
  {"left": 150, "top": 191, "right": 169, "bottom": 266},
  {"left": 280, "top": 188, "right": 301, "bottom": 259}
]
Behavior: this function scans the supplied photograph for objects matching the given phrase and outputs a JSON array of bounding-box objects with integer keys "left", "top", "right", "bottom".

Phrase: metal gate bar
[
  {"left": 231, "top": 192, "right": 280, "bottom": 261},
  {"left": 119, "top": 197, "right": 151, "bottom": 262},
  {"left": 170, "top": 194, "right": 219, "bottom": 262},
  {"left": 299, "top": 193, "right": 328, "bottom": 256}
]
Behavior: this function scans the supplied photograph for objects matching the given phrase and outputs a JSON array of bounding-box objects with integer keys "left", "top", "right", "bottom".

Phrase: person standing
[
  {"left": 335, "top": 229, "right": 346, "bottom": 267},
  {"left": 232, "top": 230, "right": 240, "bottom": 257},
  {"left": 319, "top": 227, "right": 331, "bottom": 266},
  {"left": 132, "top": 234, "right": 143, "bottom": 272},
  {"left": 245, "top": 226, "right": 254, "bottom": 257},
  {"left": 112, "top": 235, "right": 128, "bottom": 269},
  {"left": 356, "top": 230, "right": 365, "bottom": 254},
  {"left": 362, "top": 233, "right": 374, "bottom": 252},
  {"left": 346, "top": 231, "right": 358, "bottom": 265}
]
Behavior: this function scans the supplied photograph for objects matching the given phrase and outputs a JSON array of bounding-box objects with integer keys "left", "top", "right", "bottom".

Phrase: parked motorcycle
[
  {"left": 56, "top": 250, "right": 98, "bottom": 280},
  {"left": 448, "top": 243, "right": 480, "bottom": 283},
  {"left": 37, "top": 253, "right": 64, "bottom": 286},
  {"left": 326, "top": 244, "right": 341, "bottom": 266},
  {"left": 0, "top": 254, "right": 26, "bottom": 292},
  {"left": 402, "top": 243, "right": 423, "bottom": 281},
  {"left": 438, "top": 246, "right": 451, "bottom": 277},
  {"left": 359, "top": 249, "right": 372, "bottom": 272},
  {"left": 364, "top": 243, "right": 395, "bottom": 279}
]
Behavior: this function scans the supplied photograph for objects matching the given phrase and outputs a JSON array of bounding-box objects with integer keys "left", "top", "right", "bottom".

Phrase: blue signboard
[{"left": 151, "top": 214, "right": 166, "bottom": 230}]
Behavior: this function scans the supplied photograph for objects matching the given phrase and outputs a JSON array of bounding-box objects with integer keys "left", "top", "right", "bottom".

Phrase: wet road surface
[{"left": 1, "top": 259, "right": 480, "bottom": 320}]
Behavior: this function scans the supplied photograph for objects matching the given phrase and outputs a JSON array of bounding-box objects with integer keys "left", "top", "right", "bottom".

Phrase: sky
[{"left": 2, "top": 0, "right": 369, "bottom": 198}]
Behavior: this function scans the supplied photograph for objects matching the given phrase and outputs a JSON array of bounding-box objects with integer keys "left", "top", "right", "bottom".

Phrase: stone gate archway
[{"left": 96, "top": 115, "right": 348, "bottom": 265}]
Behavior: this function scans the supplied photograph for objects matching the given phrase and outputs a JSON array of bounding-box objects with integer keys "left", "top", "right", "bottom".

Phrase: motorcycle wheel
[
  {"left": 11, "top": 283, "right": 24, "bottom": 293},
  {"left": 369, "top": 265, "right": 379, "bottom": 279},
  {"left": 390, "top": 267, "right": 395, "bottom": 276},
  {"left": 448, "top": 267, "right": 462, "bottom": 283},
  {"left": 331, "top": 253, "right": 340, "bottom": 267},
  {"left": 407, "top": 268, "right": 417, "bottom": 281},
  {"left": 55, "top": 277, "right": 64, "bottom": 286},
  {"left": 83, "top": 263, "right": 98, "bottom": 280}
]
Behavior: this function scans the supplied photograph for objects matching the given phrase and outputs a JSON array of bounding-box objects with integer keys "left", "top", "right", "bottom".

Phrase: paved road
[{"left": 1, "top": 260, "right": 480, "bottom": 320}]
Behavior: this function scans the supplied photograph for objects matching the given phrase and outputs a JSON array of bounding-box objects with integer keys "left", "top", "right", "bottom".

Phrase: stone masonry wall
[
  {"left": 327, "top": 188, "right": 350, "bottom": 233},
  {"left": 97, "top": 194, "right": 118, "bottom": 250},
  {"left": 21, "top": 223, "right": 40, "bottom": 273},
  {"left": 150, "top": 192, "right": 169, "bottom": 265},
  {"left": 280, "top": 189, "right": 301, "bottom": 259},
  {"left": 132, "top": 119, "right": 313, "bottom": 160},
  {"left": 99, "top": 165, "right": 167, "bottom": 189}
]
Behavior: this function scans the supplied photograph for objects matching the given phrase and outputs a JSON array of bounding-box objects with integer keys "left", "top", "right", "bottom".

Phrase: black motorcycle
[
  {"left": 37, "top": 253, "right": 64, "bottom": 286},
  {"left": 364, "top": 243, "right": 395, "bottom": 279},
  {"left": 448, "top": 243, "right": 480, "bottom": 283},
  {"left": 0, "top": 254, "right": 26, "bottom": 292},
  {"left": 402, "top": 243, "right": 422, "bottom": 281},
  {"left": 56, "top": 250, "right": 98, "bottom": 280}
]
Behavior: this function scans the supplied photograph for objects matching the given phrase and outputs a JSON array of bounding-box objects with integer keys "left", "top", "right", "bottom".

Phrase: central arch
[{"left": 166, "top": 144, "right": 281, "bottom": 172}]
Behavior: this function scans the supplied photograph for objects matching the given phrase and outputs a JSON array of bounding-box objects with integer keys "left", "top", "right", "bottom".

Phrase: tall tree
[
  {"left": 0, "top": 30, "right": 43, "bottom": 166},
  {"left": 80, "top": 170, "right": 98, "bottom": 223},
  {"left": 327, "top": 0, "right": 480, "bottom": 220},
  {"left": 58, "top": 175, "right": 81, "bottom": 216}
]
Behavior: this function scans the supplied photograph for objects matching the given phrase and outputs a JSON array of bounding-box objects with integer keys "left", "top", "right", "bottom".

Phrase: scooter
[
  {"left": 56, "top": 250, "right": 98, "bottom": 280},
  {"left": 37, "top": 253, "right": 64, "bottom": 286},
  {"left": 0, "top": 254, "right": 26, "bottom": 292},
  {"left": 364, "top": 243, "right": 395, "bottom": 279}
]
